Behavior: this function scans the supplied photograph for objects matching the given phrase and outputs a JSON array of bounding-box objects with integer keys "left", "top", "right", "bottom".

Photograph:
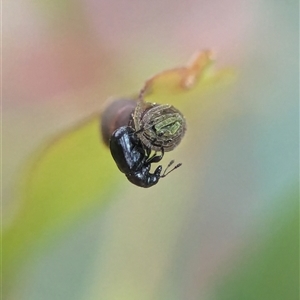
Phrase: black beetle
[{"left": 110, "top": 126, "right": 181, "bottom": 188}]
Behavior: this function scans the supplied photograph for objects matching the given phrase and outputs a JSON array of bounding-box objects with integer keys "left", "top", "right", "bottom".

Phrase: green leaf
[
  {"left": 3, "top": 116, "right": 118, "bottom": 293},
  {"left": 3, "top": 51, "right": 235, "bottom": 296}
]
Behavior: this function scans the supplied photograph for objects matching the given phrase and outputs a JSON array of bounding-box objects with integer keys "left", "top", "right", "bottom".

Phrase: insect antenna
[{"left": 160, "top": 160, "right": 182, "bottom": 178}]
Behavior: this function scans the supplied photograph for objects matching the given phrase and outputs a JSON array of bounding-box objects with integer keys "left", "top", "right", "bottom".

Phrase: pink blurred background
[{"left": 4, "top": 0, "right": 298, "bottom": 299}]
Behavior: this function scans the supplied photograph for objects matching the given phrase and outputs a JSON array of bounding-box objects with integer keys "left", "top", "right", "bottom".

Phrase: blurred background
[{"left": 3, "top": 0, "right": 298, "bottom": 299}]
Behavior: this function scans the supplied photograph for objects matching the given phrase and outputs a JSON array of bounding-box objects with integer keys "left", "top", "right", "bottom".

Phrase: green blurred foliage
[
  {"left": 213, "top": 187, "right": 299, "bottom": 300},
  {"left": 3, "top": 117, "right": 118, "bottom": 294},
  {"left": 4, "top": 0, "right": 298, "bottom": 297},
  {"left": 3, "top": 53, "right": 234, "bottom": 297}
]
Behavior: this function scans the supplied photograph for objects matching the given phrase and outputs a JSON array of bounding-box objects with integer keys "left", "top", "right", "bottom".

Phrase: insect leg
[{"left": 146, "top": 147, "right": 164, "bottom": 164}]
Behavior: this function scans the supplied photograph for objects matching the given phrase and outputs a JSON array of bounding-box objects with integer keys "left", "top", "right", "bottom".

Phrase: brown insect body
[
  {"left": 101, "top": 97, "right": 187, "bottom": 152},
  {"left": 132, "top": 101, "right": 186, "bottom": 152}
]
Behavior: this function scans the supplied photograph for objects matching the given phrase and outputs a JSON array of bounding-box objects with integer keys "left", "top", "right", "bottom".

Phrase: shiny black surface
[{"left": 110, "top": 126, "right": 163, "bottom": 188}]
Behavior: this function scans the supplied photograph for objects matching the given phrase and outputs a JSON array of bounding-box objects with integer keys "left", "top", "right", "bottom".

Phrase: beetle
[
  {"left": 101, "top": 96, "right": 186, "bottom": 188},
  {"left": 109, "top": 126, "right": 181, "bottom": 188}
]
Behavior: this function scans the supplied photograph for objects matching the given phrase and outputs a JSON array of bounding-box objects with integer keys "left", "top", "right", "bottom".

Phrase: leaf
[
  {"left": 3, "top": 51, "right": 235, "bottom": 295},
  {"left": 3, "top": 116, "right": 118, "bottom": 293}
]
